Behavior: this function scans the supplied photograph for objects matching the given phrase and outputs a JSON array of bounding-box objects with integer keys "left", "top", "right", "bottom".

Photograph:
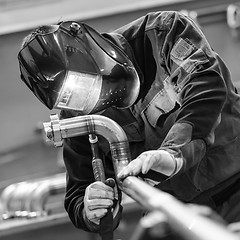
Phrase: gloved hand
[
  {"left": 117, "top": 150, "right": 182, "bottom": 180},
  {"left": 83, "top": 180, "right": 118, "bottom": 226}
]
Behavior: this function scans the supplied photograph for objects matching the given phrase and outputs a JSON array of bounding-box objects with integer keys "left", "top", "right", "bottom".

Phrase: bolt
[{"left": 70, "top": 22, "right": 81, "bottom": 35}]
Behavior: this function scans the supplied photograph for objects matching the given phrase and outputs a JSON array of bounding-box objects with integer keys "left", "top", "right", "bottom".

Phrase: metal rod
[{"left": 122, "top": 176, "right": 238, "bottom": 240}]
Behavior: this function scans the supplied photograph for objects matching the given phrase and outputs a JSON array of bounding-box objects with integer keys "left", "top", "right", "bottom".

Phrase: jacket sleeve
[
  {"left": 63, "top": 134, "right": 94, "bottom": 231},
  {"left": 157, "top": 12, "right": 227, "bottom": 172}
]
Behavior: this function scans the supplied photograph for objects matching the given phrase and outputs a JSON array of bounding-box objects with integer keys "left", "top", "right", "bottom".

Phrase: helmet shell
[{"left": 18, "top": 21, "right": 140, "bottom": 115}]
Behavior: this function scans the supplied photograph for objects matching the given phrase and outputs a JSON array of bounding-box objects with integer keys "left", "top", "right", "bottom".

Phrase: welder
[{"left": 17, "top": 11, "right": 240, "bottom": 238}]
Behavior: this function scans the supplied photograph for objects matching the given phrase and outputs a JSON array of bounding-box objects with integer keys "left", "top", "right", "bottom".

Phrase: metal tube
[
  {"left": 1, "top": 173, "right": 66, "bottom": 219},
  {"left": 43, "top": 114, "right": 131, "bottom": 174},
  {"left": 29, "top": 174, "right": 66, "bottom": 213},
  {"left": 43, "top": 114, "right": 239, "bottom": 240},
  {"left": 122, "top": 176, "right": 239, "bottom": 240}
]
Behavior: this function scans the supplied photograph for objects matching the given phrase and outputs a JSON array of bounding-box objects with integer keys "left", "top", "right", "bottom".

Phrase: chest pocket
[
  {"left": 142, "top": 38, "right": 209, "bottom": 128},
  {"left": 138, "top": 78, "right": 176, "bottom": 128}
]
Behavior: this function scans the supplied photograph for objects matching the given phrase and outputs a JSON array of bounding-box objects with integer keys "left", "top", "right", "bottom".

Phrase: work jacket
[{"left": 62, "top": 11, "right": 240, "bottom": 231}]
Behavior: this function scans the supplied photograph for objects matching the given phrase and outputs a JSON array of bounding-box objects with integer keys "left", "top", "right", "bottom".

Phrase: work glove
[
  {"left": 117, "top": 150, "right": 183, "bottom": 180},
  {"left": 83, "top": 180, "right": 118, "bottom": 226}
]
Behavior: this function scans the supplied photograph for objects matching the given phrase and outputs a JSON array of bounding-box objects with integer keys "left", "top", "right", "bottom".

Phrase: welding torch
[{"left": 88, "top": 134, "right": 115, "bottom": 240}]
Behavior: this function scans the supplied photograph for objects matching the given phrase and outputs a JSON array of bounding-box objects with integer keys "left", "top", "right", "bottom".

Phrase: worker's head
[{"left": 18, "top": 21, "right": 140, "bottom": 115}]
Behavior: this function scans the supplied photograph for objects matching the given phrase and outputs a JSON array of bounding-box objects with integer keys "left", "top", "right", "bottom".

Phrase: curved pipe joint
[
  {"left": 29, "top": 173, "right": 66, "bottom": 213},
  {"left": 0, "top": 173, "right": 66, "bottom": 220},
  {"left": 43, "top": 114, "right": 131, "bottom": 175}
]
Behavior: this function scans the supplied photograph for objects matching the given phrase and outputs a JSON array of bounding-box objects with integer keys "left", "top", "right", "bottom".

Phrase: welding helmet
[{"left": 18, "top": 21, "right": 140, "bottom": 115}]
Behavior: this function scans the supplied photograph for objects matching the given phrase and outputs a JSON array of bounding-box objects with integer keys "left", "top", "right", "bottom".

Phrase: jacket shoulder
[{"left": 113, "top": 11, "right": 179, "bottom": 41}]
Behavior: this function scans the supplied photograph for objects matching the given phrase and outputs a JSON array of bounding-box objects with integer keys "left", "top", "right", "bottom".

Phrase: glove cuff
[
  {"left": 82, "top": 202, "right": 123, "bottom": 233},
  {"left": 82, "top": 208, "right": 100, "bottom": 232}
]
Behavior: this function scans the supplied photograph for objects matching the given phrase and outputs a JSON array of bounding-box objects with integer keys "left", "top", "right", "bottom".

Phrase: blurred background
[{"left": 1, "top": 0, "right": 240, "bottom": 239}]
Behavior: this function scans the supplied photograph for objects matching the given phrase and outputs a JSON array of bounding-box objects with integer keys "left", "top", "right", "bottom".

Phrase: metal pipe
[
  {"left": 122, "top": 176, "right": 238, "bottom": 240},
  {"left": 43, "top": 114, "right": 239, "bottom": 240},
  {"left": 0, "top": 173, "right": 66, "bottom": 219},
  {"left": 29, "top": 174, "right": 66, "bottom": 213},
  {"left": 43, "top": 114, "right": 131, "bottom": 174}
]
